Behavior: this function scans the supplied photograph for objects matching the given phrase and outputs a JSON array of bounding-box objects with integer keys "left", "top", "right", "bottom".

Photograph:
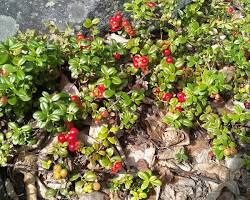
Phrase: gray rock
[
  {"left": 0, "top": 0, "right": 127, "bottom": 35},
  {"left": 0, "top": 15, "right": 19, "bottom": 41},
  {"left": 225, "top": 156, "right": 244, "bottom": 171},
  {"left": 0, "top": 0, "right": 193, "bottom": 41},
  {"left": 79, "top": 192, "right": 108, "bottom": 200}
]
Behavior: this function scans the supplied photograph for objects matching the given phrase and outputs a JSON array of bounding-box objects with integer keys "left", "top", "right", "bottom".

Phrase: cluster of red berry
[
  {"left": 92, "top": 84, "right": 106, "bottom": 99},
  {"left": 76, "top": 33, "right": 91, "bottom": 50},
  {"left": 111, "top": 161, "right": 122, "bottom": 173},
  {"left": 94, "top": 108, "right": 109, "bottom": 124},
  {"left": 154, "top": 88, "right": 186, "bottom": 112},
  {"left": 133, "top": 55, "right": 149, "bottom": 73},
  {"left": 57, "top": 127, "right": 80, "bottom": 152},
  {"left": 163, "top": 48, "right": 174, "bottom": 64},
  {"left": 71, "top": 95, "right": 82, "bottom": 108},
  {"left": 109, "top": 12, "right": 136, "bottom": 36}
]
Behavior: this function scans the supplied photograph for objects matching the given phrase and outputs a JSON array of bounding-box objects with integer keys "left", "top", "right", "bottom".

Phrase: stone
[
  {"left": 126, "top": 144, "right": 155, "bottom": 168},
  {"left": 225, "top": 156, "right": 244, "bottom": 171},
  {"left": 0, "top": 15, "right": 19, "bottom": 41},
  {"left": 157, "top": 146, "right": 184, "bottom": 160},
  {"left": 195, "top": 162, "right": 230, "bottom": 181},
  {"left": 79, "top": 192, "right": 108, "bottom": 200}
]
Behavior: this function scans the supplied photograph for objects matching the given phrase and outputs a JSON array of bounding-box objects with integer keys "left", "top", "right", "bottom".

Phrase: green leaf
[
  {"left": 75, "top": 181, "right": 84, "bottom": 194},
  {"left": 107, "top": 67, "right": 117, "bottom": 76},
  {"left": 8, "top": 122, "right": 17, "bottom": 130},
  {"left": 182, "top": 119, "right": 192, "bottom": 127},
  {"left": 139, "top": 192, "right": 147, "bottom": 199},
  {"left": 197, "top": 84, "right": 207, "bottom": 91},
  {"left": 51, "top": 94, "right": 61, "bottom": 102},
  {"left": 45, "top": 189, "right": 57, "bottom": 198},
  {"left": 40, "top": 101, "right": 48, "bottom": 111},
  {"left": 68, "top": 102, "right": 79, "bottom": 113},
  {"left": 33, "top": 111, "right": 46, "bottom": 121},
  {"left": 151, "top": 179, "right": 162, "bottom": 186},
  {"left": 110, "top": 156, "right": 122, "bottom": 163},
  {"left": 148, "top": 45, "right": 158, "bottom": 54},
  {"left": 106, "top": 148, "right": 114, "bottom": 157},
  {"left": 8, "top": 96, "right": 17, "bottom": 105},
  {"left": 16, "top": 89, "right": 31, "bottom": 101},
  {"left": 2, "top": 64, "right": 16, "bottom": 73},
  {"left": 138, "top": 172, "right": 148, "bottom": 181},
  {"left": 0, "top": 51, "right": 9, "bottom": 65},
  {"left": 9, "top": 42, "right": 23, "bottom": 51},
  {"left": 83, "top": 18, "right": 93, "bottom": 28},
  {"left": 104, "top": 90, "right": 115, "bottom": 98},
  {"left": 107, "top": 136, "right": 116, "bottom": 144},
  {"left": 92, "top": 18, "right": 100, "bottom": 25},
  {"left": 16, "top": 70, "right": 25, "bottom": 80},
  {"left": 111, "top": 76, "right": 122, "bottom": 85},
  {"left": 41, "top": 160, "right": 52, "bottom": 170},
  {"left": 70, "top": 173, "right": 80, "bottom": 182},
  {"left": 21, "top": 125, "right": 32, "bottom": 132},
  {"left": 101, "top": 65, "right": 109, "bottom": 76},
  {"left": 50, "top": 114, "right": 61, "bottom": 122},
  {"left": 141, "top": 180, "right": 149, "bottom": 190},
  {"left": 83, "top": 171, "right": 97, "bottom": 182},
  {"left": 234, "top": 105, "right": 242, "bottom": 114},
  {"left": 175, "top": 58, "right": 184, "bottom": 68},
  {"left": 99, "top": 157, "right": 111, "bottom": 169}
]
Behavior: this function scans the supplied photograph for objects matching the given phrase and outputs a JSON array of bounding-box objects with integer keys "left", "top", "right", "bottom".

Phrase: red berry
[
  {"left": 208, "top": 151, "right": 215, "bottom": 159},
  {"left": 92, "top": 88, "right": 100, "bottom": 97},
  {"left": 133, "top": 62, "right": 140, "bottom": 69},
  {"left": 166, "top": 56, "right": 174, "bottom": 64},
  {"left": 66, "top": 133, "right": 76, "bottom": 142},
  {"left": 76, "top": 33, "right": 85, "bottom": 41},
  {"left": 110, "top": 20, "right": 120, "bottom": 27},
  {"left": 175, "top": 106, "right": 183, "bottom": 112},
  {"left": 113, "top": 53, "right": 121, "bottom": 60},
  {"left": 58, "top": 133, "right": 66, "bottom": 143},
  {"left": 122, "top": 19, "right": 130, "bottom": 27},
  {"left": 128, "top": 29, "right": 136, "bottom": 37},
  {"left": 111, "top": 162, "right": 122, "bottom": 173},
  {"left": 147, "top": 2, "right": 157, "bottom": 8},
  {"left": 141, "top": 56, "right": 149, "bottom": 65},
  {"left": 100, "top": 110, "right": 109, "bottom": 118},
  {"left": 162, "top": 93, "right": 173, "bottom": 101},
  {"left": 244, "top": 102, "right": 250, "bottom": 109},
  {"left": 227, "top": 6, "right": 235, "bottom": 14},
  {"left": 114, "top": 162, "right": 122, "bottom": 170},
  {"left": 163, "top": 49, "right": 171, "bottom": 56},
  {"left": 153, "top": 87, "right": 161, "bottom": 94},
  {"left": 133, "top": 55, "right": 140, "bottom": 63},
  {"left": 68, "top": 142, "right": 78, "bottom": 152},
  {"left": 69, "top": 127, "right": 79, "bottom": 135},
  {"left": 177, "top": 92, "right": 186, "bottom": 102},
  {"left": 115, "top": 12, "right": 123, "bottom": 21},
  {"left": 98, "top": 84, "right": 106, "bottom": 93},
  {"left": 111, "top": 166, "right": 117, "bottom": 173},
  {"left": 110, "top": 26, "right": 122, "bottom": 32},
  {"left": 109, "top": 17, "right": 116, "bottom": 23},
  {"left": 71, "top": 95, "right": 79, "bottom": 102}
]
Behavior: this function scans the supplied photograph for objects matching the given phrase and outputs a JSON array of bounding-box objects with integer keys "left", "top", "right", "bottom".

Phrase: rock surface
[
  {"left": 0, "top": 0, "right": 193, "bottom": 41},
  {"left": 0, "top": 0, "right": 127, "bottom": 41}
]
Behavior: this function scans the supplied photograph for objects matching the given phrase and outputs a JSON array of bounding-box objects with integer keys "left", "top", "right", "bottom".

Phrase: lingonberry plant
[{"left": 0, "top": 0, "right": 250, "bottom": 199}]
